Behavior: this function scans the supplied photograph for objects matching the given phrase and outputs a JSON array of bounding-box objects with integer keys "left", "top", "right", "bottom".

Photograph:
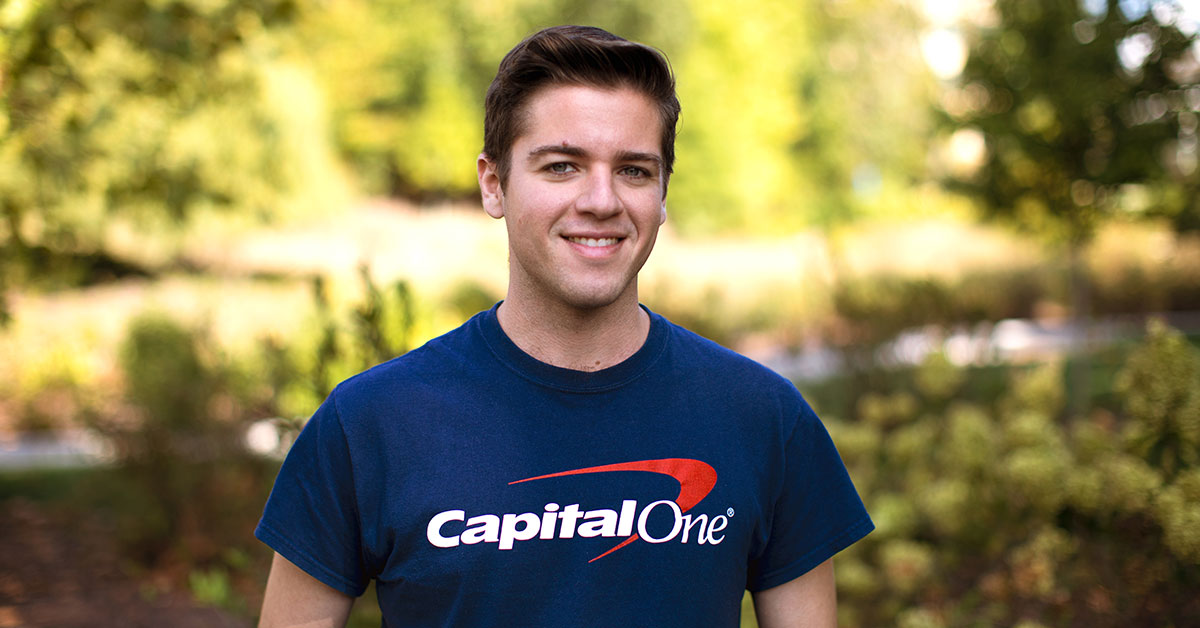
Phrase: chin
[
  {"left": 559, "top": 294, "right": 624, "bottom": 312},
  {"left": 557, "top": 283, "right": 635, "bottom": 312}
]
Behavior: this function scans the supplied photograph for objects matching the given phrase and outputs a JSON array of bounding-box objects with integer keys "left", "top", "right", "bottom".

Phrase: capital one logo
[{"left": 426, "top": 458, "right": 728, "bottom": 562}]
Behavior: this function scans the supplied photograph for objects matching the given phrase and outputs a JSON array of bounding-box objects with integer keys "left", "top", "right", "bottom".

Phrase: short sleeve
[
  {"left": 255, "top": 391, "right": 368, "bottom": 597},
  {"left": 746, "top": 402, "right": 874, "bottom": 592}
]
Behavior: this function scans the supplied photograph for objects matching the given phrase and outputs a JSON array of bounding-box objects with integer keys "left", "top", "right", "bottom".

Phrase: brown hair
[{"left": 482, "top": 25, "right": 680, "bottom": 185}]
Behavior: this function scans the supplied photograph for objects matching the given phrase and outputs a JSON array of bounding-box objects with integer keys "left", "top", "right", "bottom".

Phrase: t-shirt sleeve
[
  {"left": 746, "top": 400, "right": 874, "bottom": 592},
  {"left": 255, "top": 391, "right": 369, "bottom": 597}
]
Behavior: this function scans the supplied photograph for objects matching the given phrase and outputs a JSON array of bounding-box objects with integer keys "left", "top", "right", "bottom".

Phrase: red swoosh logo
[{"left": 508, "top": 458, "right": 717, "bottom": 562}]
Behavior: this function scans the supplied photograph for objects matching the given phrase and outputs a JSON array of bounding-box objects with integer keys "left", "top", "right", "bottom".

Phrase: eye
[
  {"left": 619, "top": 166, "right": 651, "bottom": 179},
  {"left": 546, "top": 162, "right": 577, "bottom": 175}
]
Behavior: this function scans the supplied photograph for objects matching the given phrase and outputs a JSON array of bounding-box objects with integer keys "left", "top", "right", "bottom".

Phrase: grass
[{"left": 0, "top": 466, "right": 97, "bottom": 503}]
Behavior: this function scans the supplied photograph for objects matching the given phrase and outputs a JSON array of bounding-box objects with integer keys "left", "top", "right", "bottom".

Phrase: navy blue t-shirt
[{"left": 256, "top": 304, "right": 873, "bottom": 626}]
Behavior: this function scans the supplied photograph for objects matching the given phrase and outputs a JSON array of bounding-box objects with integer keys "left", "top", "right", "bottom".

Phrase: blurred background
[{"left": 2, "top": 0, "right": 1199, "bottom": 625}]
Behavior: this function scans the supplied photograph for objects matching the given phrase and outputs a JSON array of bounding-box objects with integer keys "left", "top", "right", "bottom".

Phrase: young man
[{"left": 256, "top": 25, "right": 872, "bottom": 627}]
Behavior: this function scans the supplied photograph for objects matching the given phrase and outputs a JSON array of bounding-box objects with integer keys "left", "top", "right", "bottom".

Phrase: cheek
[
  {"left": 505, "top": 205, "right": 549, "bottom": 250},
  {"left": 509, "top": 191, "right": 563, "bottom": 230},
  {"left": 629, "top": 191, "right": 667, "bottom": 226}
]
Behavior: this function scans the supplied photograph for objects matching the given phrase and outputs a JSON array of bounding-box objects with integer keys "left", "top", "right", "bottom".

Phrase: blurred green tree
[
  {"left": 0, "top": 0, "right": 308, "bottom": 314},
  {"left": 827, "top": 327, "right": 1200, "bottom": 626},
  {"left": 787, "top": 0, "right": 933, "bottom": 235},
  {"left": 298, "top": 0, "right": 933, "bottom": 234},
  {"left": 944, "top": 0, "right": 1200, "bottom": 239},
  {"left": 941, "top": 0, "right": 1200, "bottom": 408},
  {"left": 299, "top": 0, "right": 685, "bottom": 200}
]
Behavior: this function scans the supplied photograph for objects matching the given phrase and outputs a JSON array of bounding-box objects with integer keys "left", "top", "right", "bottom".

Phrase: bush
[
  {"left": 87, "top": 312, "right": 270, "bottom": 568},
  {"left": 832, "top": 324, "right": 1200, "bottom": 626},
  {"left": 1115, "top": 320, "right": 1200, "bottom": 478},
  {"left": 255, "top": 268, "right": 418, "bottom": 432}
]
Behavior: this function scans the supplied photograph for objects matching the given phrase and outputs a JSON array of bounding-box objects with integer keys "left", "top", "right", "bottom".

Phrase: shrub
[
  {"left": 833, "top": 320, "right": 1200, "bottom": 626},
  {"left": 90, "top": 312, "right": 268, "bottom": 566},
  {"left": 1115, "top": 320, "right": 1200, "bottom": 478}
]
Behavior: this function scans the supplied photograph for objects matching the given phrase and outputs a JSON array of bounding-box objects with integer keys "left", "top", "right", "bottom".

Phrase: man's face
[{"left": 478, "top": 84, "right": 667, "bottom": 313}]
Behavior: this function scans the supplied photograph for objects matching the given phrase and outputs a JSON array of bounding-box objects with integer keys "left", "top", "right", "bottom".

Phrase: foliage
[
  {"left": 296, "top": 0, "right": 933, "bottom": 233},
  {"left": 298, "top": 0, "right": 685, "bottom": 199},
  {"left": 351, "top": 265, "right": 415, "bottom": 368},
  {"left": 1115, "top": 319, "right": 1200, "bottom": 478},
  {"left": 88, "top": 311, "right": 271, "bottom": 565},
  {"left": 0, "top": 0, "right": 336, "bottom": 301},
  {"left": 1, "top": 1, "right": 1196, "bottom": 621},
  {"left": 827, "top": 321, "right": 1200, "bottom": 627},
  {"left": 119, "top": 313, "right": 220, "bottom": 433},
  {"left": 0, "top": 270, "right": 422, "bottom": 614},
  {"left": 5, "top": 277, "right": 1199, "bottom": 624},
  {"left": 255, "top": 267, "right": 418, "bottom": 434},
  {"left": 188, "top": 565, "right": 241, "bottom": 612},
  {"left": 6, "top": 342, "right": 101, "bottom": 433},
  {"left": 770, "top": 0, "right": 932, "bottom": 232},
  {"left": 828, "top": 252, "right": 1200, "bottom": 354},
  {"left": 443, "top": 278, "right": 502, "bottom": 321},
  {"left": 942, "top": 0, "right": 1200, "bottom": 241}
]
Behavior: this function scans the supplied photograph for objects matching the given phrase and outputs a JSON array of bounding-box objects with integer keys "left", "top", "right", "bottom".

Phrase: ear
[
  {"left": 478, "top": 154, "right": 505, "bottom": 219},
  {"left": 659, "top": 176, "right": 669, "bottom": 225},
  {"left": 659, "top": 184, "right": 668, "bottom": 225}
]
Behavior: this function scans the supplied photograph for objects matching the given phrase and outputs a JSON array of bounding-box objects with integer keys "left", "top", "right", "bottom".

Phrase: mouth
[{"left": 565, "top": 236, "right": 622, "bottom": 248}]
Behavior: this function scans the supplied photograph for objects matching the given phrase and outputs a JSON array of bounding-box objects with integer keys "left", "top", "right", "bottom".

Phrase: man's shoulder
[
  {"left": 331, "top": 311, "right": 488, "bottom": 402},
  {"left": 655, "top": 313, "right": 818, "bottom": 437},
  {"left": 657, "top": 313, "right": 800, "bottom": 395}
]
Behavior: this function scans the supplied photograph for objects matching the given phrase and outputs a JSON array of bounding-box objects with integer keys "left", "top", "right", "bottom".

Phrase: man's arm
[
  {"left": 258, "top": 552, "right": 355, "bottom": 628},
  {"left": 751, "top": 558, "right": 837, "bottom": 628}
]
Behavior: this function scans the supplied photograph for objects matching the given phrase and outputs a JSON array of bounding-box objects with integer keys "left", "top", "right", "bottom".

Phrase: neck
[{"left": 496, "top": 293, "right": 650, "bottom": 372}]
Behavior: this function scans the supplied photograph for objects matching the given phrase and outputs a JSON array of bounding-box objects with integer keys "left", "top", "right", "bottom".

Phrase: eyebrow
[{"left": 526, "top": 144, "right": 663, "bottom": 168}]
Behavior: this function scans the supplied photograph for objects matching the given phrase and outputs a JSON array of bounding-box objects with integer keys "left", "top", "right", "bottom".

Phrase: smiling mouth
[{"left": 565, "top": 236, "right": 621, "bottom": 248}]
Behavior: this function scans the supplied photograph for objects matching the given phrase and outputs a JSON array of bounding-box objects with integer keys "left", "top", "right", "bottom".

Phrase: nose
[{"left": 573, "top": 170, "right": 622, "bottom": 219}]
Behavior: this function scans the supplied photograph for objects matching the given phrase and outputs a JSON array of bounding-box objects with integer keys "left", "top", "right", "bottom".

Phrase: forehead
[{"left": 513, "top": 84, "right": 662, "bottom": 156}]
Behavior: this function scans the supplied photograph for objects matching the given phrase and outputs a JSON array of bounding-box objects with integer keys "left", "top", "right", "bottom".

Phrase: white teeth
[{"left": 567, "top": 237, "right": 619, "bottom": 247}]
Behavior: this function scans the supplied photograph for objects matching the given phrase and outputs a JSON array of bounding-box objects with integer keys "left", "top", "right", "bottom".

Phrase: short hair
[{"left": 483, "top": 25, "right": 680, "bottom": 186}]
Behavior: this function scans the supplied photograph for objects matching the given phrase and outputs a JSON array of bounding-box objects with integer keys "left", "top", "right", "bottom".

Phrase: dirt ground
[{"left": 0, "top": 498, "right": 251, "bottom": 628}]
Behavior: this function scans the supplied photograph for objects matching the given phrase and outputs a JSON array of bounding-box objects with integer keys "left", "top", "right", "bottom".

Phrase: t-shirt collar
[{"left": 475, "top": 301, "right": 668, "bottom": 393}]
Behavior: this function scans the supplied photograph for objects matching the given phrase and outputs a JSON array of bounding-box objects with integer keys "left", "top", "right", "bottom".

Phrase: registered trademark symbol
[{"left": 727, "top": 508, "right": 735, "bottom": 517}]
